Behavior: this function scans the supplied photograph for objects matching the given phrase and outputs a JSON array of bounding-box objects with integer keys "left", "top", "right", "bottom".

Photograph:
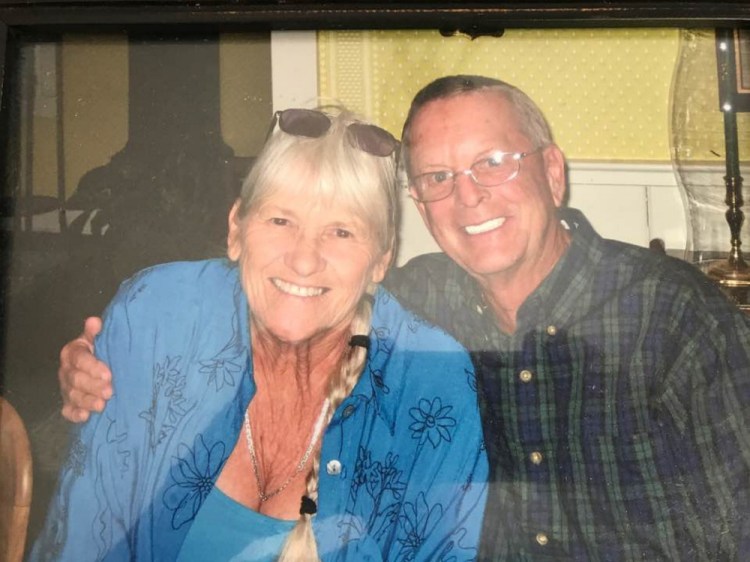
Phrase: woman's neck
[{"left": 250, "top": 323, "right": 350, "bottom": 407}]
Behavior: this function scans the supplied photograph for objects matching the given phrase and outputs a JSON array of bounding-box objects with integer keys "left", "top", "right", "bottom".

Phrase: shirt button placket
[{"left": 522, "top": 329, "right": 551, "bottom": 554}]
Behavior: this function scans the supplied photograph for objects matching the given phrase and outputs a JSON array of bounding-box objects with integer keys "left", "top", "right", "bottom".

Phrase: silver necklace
[{"left": 243, "top": 398, "right": 331, "bottom": 503}]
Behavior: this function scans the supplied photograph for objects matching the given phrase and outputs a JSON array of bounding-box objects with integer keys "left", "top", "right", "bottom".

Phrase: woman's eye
[
  {"left": 270, "top": 217, "right": 289, "bottom": 226},
  {"left": 334, "top": 228, "right": 353, "bottom": 239}
]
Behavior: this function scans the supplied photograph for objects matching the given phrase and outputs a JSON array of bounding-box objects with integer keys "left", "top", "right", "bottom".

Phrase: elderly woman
[{"left": 31, "top": 108, "right": 487, "bottom": 561}]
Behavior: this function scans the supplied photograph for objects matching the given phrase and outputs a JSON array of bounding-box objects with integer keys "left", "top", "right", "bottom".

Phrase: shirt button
[
  {"left": 546, "top": 325, "right": 557, "bottom": 336},
  {"left": 529, "top": 451, "right": 543, "bottom": 465},
  {"left": 326, "top": 460, "right": 342, "bottom": 475},
  {"left": 536, "top": 532, "right": 549, "bottom": 546},
  {"left": 519, "top": 369, "right": 533, "bottom": 383},
  {"left": 342, "top": 405, "right": 355, "bottom": 418},
  {"left": 475, "top": 304, "right": 484, "bottom": 315}
]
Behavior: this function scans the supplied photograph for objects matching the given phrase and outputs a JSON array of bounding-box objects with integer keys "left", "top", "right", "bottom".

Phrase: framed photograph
[
  {"left": 717, "top": 27, "right": 750, "bottom": 112},
  {"left": 2, "top": 1, "right": 749, "bottom": 559},
  {"left": 735, "top": 29, "right": 750, "bottom": 94}
]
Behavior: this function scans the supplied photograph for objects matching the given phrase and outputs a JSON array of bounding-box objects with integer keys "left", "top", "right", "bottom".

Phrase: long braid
[{"left": 276, "top": 290, "right": 375, "bottom": 562}]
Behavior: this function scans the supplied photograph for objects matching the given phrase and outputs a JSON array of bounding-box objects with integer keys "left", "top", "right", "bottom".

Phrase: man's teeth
[
  {"left": 273, "top": 279, "right": 325, "bottom": 297},
  {"left": 465, "top": 217, "right": 506, "bottom": 235}
]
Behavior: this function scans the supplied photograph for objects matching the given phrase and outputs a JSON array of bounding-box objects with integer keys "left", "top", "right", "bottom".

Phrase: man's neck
[{"left": 479, "top": 225, "right": 571, "bottom": 334}]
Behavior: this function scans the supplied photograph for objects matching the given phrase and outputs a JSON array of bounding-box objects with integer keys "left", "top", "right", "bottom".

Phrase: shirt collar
[
  {"left": 516, "top": 208, "right": 606, "bottom": 331},
  {"left": 456, "top": 208, "right": 606, "bottom": 335}
]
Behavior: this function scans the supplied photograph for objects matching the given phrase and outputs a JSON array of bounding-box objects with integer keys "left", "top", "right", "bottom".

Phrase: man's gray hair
[{"left": 399, "top": 75, "right": 554, "bottom": 181}]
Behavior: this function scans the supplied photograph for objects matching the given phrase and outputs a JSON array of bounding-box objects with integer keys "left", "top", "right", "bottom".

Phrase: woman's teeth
[{"left": 272, "top": 278, "right": 325, "bottom": 297}]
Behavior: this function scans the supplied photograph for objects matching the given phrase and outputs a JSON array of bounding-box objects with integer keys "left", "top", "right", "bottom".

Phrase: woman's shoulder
[
  {"left": 369, "top": 287, "right": 479, "bottom": 421},
  {"left": 112, "top": 258, "right": 239, "bottom": 306},
  {"left": 122, "top": 258, "right": 238, "bottom": 287},
  {"left": 371, "top": 286, "right": 476, "bottom": 402}
]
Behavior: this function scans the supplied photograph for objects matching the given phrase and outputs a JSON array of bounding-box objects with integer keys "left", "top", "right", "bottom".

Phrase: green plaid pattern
[{"left": 384, "top": 208, "right": 750, "bottom": 561}]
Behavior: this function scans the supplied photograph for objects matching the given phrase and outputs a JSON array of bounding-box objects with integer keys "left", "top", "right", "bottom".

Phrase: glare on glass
[{"left": 409, "top": 146, "right": 545, "bottom": 203}]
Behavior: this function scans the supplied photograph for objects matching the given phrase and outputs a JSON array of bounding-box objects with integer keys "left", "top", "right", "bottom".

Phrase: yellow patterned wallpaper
[{"left": 319, "top": 28, "right": 682, "bottom": 162}]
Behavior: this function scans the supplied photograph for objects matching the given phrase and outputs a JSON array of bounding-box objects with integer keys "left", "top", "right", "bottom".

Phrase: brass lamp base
[{"left": 704, "top": 259, "right": 750, "bottom": 312}]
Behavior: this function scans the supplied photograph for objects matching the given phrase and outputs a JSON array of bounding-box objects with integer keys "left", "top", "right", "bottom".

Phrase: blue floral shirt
[{"left": 30, "top": 259, "right": 488, "bottom": 562}]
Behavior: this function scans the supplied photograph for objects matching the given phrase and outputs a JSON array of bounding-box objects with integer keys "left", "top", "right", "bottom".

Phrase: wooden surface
[{"left": 0, "top": 397, "right": 33, "bottom": 562}]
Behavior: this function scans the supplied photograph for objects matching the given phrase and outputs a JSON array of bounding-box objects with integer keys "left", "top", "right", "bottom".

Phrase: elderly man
[{"left": 61, "top": 75, "right": 750, "bottom": 560}]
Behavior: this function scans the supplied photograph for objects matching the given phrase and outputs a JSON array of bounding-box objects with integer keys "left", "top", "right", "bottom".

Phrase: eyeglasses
[
  {"left": 408, "top": 146, "right": 546, "bottom": 203},
  {"left": 266, "top": 108, "right": 399, "bottom": 157}
]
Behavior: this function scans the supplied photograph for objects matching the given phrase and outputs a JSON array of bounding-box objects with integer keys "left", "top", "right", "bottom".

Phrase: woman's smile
[{"left": 271, "top": 277, "right": 327, "bottom": 298}]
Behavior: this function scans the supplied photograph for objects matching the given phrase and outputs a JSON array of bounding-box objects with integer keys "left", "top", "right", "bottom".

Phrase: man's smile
[{"left": 464, "top": 216, "right": 507, "bottom": 235}]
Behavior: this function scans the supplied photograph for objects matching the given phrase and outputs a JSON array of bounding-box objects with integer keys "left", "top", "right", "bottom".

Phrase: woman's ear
[
  {"left": 227, "top": 199, "right": 243, "bottom": 261},
  {"left": 370, "top": 247, "right": 394, "bottom": 285}
]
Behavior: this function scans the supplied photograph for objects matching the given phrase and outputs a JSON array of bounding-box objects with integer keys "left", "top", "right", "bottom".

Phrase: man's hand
[{"left": 59, "top": 317, "right": 113, "bottom": 423}]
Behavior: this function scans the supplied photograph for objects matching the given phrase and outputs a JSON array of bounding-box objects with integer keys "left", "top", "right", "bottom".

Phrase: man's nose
[{"left": 454, "top": 170, "right": 488, "bottom": 207}]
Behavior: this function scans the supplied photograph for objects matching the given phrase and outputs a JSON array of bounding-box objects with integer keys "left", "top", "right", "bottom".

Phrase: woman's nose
[
  {"left": 454, "top": 170, "right": 488, "bottom": 208},
  {"left": 284, "top": 235, "right": 325, "bottom": 276}
]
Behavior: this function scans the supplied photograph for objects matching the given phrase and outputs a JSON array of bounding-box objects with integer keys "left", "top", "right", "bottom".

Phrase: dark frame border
[{"left": 2, "top": 1, "right": 750, "bottom": 31}]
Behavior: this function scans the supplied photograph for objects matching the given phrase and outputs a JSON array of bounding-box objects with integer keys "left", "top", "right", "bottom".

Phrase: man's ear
[
  {"left": 543, "top": 144, "right": 567, "bottom": 207},
  {"left": 226, "top": 199, "right": 243, "bottom": 261}
]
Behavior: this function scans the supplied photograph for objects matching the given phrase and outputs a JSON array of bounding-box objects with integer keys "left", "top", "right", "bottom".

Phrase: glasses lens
[
  {"left": 347, "top": 123, "right": 399, "bottom": 157},
  {"left": 278, "top": 109, "right": 331, "bottom": 138},
  {"left": 412, "top": 171, "right": 454, "bottom": 202},
  {"left": 471, "top": 153, "right": 518, "bottom": 186}
]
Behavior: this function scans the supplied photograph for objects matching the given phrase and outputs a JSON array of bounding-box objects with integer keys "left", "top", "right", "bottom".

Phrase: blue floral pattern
[
  {"left": 398, "top": 493, "right": 444, "bottom": 560},
  {"left": 30, "top": 260, "right": 487, "bottom": 562},
  {"left": 198, "top": 309, "right": 247, "bottom": 392},
  {"left": 198, "top": 355, "right": 243, "bottom": 391},
  {"left": 409, "top": 397, "right": 457, "bottom": 448},
  {"left": 139, "top": 355, "right": 190, "bottom": 449},
  {"left": 162, "top": 434, "right": 227, "bottom": 529},
  {"left": 104, "top": 415, "right": 131, "bottom": 475}
]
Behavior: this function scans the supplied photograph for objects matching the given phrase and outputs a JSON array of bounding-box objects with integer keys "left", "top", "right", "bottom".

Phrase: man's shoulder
[
  {"left": 383, "top": 253, "right": 480, "bottom": 338},
  {"left": 388, "top": 252, "right": 464, "bottom": 283},
  {"left": 596, "top": 237, "right": 749, "bottom": 326},
  {"left": 385, "top": 253, "right": 471, "bottom": 303}
]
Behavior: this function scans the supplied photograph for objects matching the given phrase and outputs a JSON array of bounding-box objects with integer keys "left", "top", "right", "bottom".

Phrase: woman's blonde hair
[
  {"left": 237, "top": 107, "right": 398, "bottom": 256},
  {"left": 238, "top": 107, "right": 396, "bottom": 560},
  {"left": 276, "top": 293, "right": 374, "bottom": 562}
]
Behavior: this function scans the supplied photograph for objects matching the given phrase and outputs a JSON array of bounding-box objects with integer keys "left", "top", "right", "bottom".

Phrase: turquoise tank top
[{"left": 177, "top": 486, "right": 296, "bottom": 562}]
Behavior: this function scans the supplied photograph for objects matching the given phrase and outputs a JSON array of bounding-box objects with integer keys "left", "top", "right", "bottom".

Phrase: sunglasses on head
[{"left": 265, "top": 108, "right": 399, "bottom": 157}]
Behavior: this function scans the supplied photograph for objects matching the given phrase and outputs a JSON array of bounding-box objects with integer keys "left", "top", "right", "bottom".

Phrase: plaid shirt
[{"left": 384, "top": 208, "right": 750, "bottom": 561}]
